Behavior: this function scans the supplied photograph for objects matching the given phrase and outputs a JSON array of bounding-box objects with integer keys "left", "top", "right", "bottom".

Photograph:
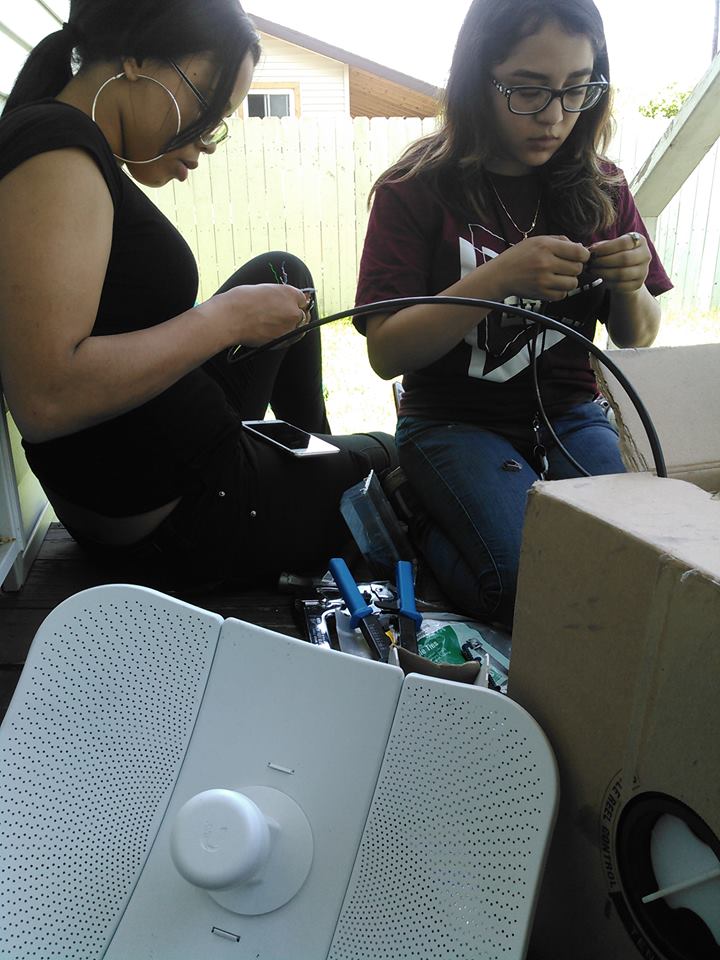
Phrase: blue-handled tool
[
  {"left": 329, "top": 558, "right": 391, "bottom": 661},
  {"left": 395, "top": 560, "right": 422, "bottom": 654}
]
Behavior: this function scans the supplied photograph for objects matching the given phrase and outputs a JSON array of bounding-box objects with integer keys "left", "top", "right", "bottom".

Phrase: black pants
[
  {"left": 145, "top": 252, "right": 397, "bottom": 585},
  {"left": 203, "top": 251, "right": 332, "bottom": 432}
]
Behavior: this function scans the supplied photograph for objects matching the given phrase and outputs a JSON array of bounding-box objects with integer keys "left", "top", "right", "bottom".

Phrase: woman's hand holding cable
[
  {"left": 207, "top": 282, "right": 310, "bottom": 348},
  {"left": 587, "top": 232, "right": 660, "bottom": 347},
  {"left": 587, "top": 232, "right": 650, "bottom": 293},
  {"left": 488, "top": 235, "right": 590, "bottom": 302}
]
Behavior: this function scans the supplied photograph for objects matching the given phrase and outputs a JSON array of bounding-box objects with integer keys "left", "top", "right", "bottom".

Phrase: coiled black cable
[
  {"left": 227, "top": 295, "right": 667, "bottom": 479},
  {"left": 522, "top": 318, "right": 592, "bottom": 478}
]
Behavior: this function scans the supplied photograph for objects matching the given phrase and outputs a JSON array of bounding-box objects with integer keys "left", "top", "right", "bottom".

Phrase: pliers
[
  {"left": 329, "top": 557, "right": 392, "bottom": 662},
  {"left": 394, "top": 560, "right": 422, "bottom": 655}
]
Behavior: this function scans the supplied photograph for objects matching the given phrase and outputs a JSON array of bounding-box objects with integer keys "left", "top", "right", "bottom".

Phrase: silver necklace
[{"left": 488, "top": 178, "right": 541, "bottom": 240}]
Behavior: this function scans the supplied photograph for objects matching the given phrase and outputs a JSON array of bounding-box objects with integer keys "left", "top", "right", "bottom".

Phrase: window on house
[{"left": 246, "top": 91, "right": 293, "bottom": 118}]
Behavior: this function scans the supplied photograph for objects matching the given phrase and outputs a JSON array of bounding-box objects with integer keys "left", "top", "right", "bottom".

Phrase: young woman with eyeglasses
[
  {"left": 0, "top": 0, "right": 396, "bottom": 587},
  {"left": 354, "top": 0, "right": 672, "bottom": 628}
]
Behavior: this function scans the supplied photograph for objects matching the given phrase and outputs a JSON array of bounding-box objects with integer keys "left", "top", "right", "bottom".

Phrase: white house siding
[{"left": 253, "top": 34, "right": 349, "bottom": 116}]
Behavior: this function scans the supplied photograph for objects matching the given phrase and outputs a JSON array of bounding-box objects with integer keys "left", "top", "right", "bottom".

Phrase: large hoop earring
[{"left": 91, "top": 73, "right": 182, "bottom": 165}]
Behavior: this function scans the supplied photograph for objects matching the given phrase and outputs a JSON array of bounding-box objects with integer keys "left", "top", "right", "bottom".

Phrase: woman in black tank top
[{"left": 0, "top": 0, "right": 396, "bottom": 586}]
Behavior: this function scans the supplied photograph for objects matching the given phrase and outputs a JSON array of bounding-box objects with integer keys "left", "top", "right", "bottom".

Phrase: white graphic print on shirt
[{"left": 457, "top": 224, "right": 601, "bottom": 383}]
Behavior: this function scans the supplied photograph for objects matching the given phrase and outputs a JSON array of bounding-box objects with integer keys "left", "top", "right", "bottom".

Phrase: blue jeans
[{"left": 396, "top": 402, "right": 625, "bottom": 628}]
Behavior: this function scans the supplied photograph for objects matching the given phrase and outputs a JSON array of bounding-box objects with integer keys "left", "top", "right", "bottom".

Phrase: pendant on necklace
[{"left": 488, "top": 177, "right": 541, "bottom": 241}]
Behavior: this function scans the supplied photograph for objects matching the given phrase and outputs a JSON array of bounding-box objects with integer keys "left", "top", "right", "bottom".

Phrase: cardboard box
[
  {"left": 509, "top": 473, "right": 720, "bottom": 960},
  {"left": 597, "top": 343, "right": 720, "bottom": 492}
]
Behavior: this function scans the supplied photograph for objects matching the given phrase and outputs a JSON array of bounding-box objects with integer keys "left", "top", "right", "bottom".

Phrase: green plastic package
[{"left": 418, "top": 621, "right": 484, "bottom": 665}]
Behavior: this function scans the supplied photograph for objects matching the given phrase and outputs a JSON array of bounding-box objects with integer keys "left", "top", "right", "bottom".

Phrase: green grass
[
  {"left": 321, "top": 319, "right": 400, "bottom": 436},
  {"left": 651, "top": 304, "right": 720, "bottom": 347},
  {"left": 321, "top": 308, "right": 720, "bottom": 435}
]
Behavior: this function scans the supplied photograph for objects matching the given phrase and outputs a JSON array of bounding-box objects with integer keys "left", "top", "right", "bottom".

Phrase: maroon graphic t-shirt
[{"left": 355, "top": 166, "right": 672, "bottom": 433}]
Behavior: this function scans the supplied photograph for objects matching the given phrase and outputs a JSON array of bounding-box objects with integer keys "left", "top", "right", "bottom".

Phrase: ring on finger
[{"left": 629, "top": 231, "right": 641, "bottom": 248}]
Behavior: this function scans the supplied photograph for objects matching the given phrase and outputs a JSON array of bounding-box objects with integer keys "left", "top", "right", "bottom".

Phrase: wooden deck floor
[{"left": 0, "top": 524, "right": 304, "bottom": 721}]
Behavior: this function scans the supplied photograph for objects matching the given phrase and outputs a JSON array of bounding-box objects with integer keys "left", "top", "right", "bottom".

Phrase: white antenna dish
[{"left": 0, "top": 584, "right": 558, "bottom": 959}]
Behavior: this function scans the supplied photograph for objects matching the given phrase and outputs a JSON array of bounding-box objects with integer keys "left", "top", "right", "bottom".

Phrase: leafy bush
[{"left": 638, "top": 85, "right": 692, "bottom": 119}]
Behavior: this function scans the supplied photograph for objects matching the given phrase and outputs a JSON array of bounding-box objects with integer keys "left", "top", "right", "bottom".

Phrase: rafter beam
[
  {"left": 631, "top": 54, "right": 720, "bottom": 220},
  {"left": 34, "top": 0, "right": 64, "bottom": 25},
  {"left": 0, "top": 21, "right": 32, "bottom": 52}
]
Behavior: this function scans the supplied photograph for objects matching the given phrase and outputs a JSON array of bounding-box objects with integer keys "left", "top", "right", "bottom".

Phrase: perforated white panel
[
  {"left": 103, "top": 620, "right": 405, "bottom": 960},
  {"left": 0, "top": 585, "right": 222, "bottom": 960},
  {"left": 329, "top": 677, "right": 558, "bottom": 960}
]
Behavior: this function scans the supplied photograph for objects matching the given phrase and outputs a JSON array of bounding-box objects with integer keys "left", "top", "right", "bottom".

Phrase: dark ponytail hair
[
  {"left": 2, "top": 24, "right": 79, "bottom": 112},
  {"left": 3, "top": 0, "right": 261, "bottom": 150}
]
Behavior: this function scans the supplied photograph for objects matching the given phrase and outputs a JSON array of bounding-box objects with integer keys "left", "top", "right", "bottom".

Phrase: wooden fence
[
  {"left": 147, "top": 115, "right": 719, "bottom": 315},
  {"left": 652, "top": 136, "right": 720, "bottom": 314}
]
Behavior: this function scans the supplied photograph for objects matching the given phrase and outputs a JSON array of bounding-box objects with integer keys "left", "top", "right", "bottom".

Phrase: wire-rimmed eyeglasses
[
  {"left": 490, "top": 75, "right": 609, "bottom": 115},
  {"left": 168, "top": 59, "right": 230, "bottom": 146}
]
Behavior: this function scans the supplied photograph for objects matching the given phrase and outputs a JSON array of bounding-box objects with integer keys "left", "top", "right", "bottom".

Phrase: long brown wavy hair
[{"left": 371, "top": 0, "right": 621, "bottom": 241}]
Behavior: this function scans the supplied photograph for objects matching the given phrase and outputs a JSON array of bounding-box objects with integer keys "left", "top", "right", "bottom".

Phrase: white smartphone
[{"left": 241, "top": 420, "right": 341, "bottom": 457}]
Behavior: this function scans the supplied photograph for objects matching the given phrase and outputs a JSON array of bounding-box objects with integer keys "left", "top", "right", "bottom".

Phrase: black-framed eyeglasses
[
  {"left": 168, "top": 59, "right": 230, "bottom": 146},
  {"left": 490, "top": 75, "right": 609, "bottom": 116}
]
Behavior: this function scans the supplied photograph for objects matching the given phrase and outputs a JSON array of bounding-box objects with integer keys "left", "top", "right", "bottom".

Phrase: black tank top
[{"left": 0, "top": 100, "right": 241, "bottom": 514}]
